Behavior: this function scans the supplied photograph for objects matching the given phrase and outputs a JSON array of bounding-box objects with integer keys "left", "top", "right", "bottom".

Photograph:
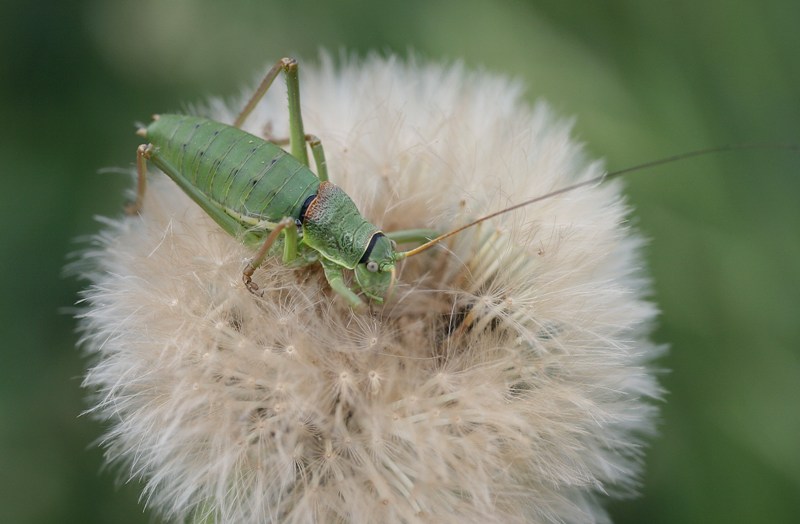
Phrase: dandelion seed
[{"left": 74, "top": 54, "right": 662, "bottom": 523}]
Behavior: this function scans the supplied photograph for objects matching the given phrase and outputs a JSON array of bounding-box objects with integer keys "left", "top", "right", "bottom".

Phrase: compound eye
[{"left": 366, "top": 261, "right": 379, "bottom": 273}]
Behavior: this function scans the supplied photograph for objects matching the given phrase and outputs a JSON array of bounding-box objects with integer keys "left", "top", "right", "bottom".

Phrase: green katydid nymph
[
  {"left": 130, "top": 57, "right": 788, "bottom": 311},
  {"left": 130, "top": 57, "right": 433, "bottom": 310}
]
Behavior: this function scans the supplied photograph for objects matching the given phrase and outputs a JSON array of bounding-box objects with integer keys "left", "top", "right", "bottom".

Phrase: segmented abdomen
[{"left": 146, "top": 114, "right": 320, "bottom": 221}]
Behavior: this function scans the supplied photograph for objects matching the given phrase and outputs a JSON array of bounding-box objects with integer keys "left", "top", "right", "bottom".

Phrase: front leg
[
  {"left": 385, "top": 228, "right": 439, "bottom": 245},
  {"left": 319, "top": 258, "right": 366, "bottom": 311},
  {"left": 243, "top": 217, "right": 298, "bottom": 294}
]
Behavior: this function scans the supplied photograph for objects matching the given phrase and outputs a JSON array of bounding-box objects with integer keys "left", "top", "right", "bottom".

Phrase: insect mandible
[{"left": 130, "top": 57, "right": 786, "bottom": 311}]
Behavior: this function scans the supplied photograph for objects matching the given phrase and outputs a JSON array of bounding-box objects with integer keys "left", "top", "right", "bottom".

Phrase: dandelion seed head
[{"left": 76, "top": 54, "right": 662, "bottom": 523}]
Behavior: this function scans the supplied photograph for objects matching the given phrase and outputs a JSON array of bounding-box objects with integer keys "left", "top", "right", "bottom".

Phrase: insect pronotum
[{"left": 130, "top": 57, "right": 792, "bottom": 311}]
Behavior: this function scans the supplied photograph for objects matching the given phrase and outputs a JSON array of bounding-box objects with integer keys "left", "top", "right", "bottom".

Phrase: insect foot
[
  {"left": 242, "top": 263, "right": 263, "bottom": 296},
  {"left": 123, "top": 201, "right": 141, "bottom": 216}
]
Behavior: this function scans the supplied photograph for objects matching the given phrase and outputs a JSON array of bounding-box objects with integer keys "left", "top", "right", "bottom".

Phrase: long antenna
[{"left": 398, "top": 143, "right": 798, "bottom": 259}]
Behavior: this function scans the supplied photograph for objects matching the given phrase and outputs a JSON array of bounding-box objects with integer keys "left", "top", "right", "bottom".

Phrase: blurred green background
[{"left": 1, "top": 0, "right": 798, "bottom": 522}]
